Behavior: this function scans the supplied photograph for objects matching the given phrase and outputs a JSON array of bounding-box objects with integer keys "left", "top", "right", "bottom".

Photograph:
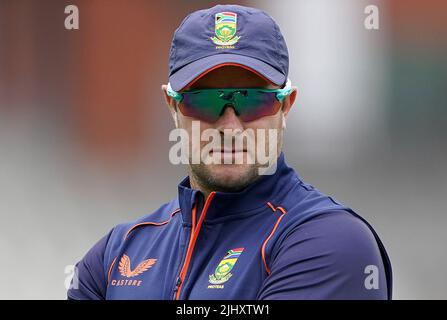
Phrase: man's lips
[{"left": 210, "top": 149, "right": 247, "bottom": 154}]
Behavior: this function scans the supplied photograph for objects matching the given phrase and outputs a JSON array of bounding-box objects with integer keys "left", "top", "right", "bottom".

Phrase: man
[{"left": 68, "top": 4, "right": 392, "bottom": 300}]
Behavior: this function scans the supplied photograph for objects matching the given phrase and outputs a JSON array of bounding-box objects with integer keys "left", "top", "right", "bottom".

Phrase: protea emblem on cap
[{"left": 211, "top": 12, "right": 241, "bottom": 47}]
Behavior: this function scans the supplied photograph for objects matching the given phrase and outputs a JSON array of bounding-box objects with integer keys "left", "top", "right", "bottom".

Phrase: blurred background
[{"left": 0, "top": 0, "right": 446, "bottom": 299}]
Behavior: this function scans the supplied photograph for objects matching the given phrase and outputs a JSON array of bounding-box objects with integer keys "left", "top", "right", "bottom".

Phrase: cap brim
[{"left": 169, "top": 53, "right": 286, "bottom": 91}]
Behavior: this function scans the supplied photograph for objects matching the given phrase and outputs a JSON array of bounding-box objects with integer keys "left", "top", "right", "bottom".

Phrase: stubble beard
[{"left": 188, "top": 162, "right": 262, "bottom": 194}]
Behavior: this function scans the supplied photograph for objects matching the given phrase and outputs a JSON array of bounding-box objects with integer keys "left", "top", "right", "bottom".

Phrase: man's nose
[{"left": 214, "top": 104, "right": 244, "bottom": 131}]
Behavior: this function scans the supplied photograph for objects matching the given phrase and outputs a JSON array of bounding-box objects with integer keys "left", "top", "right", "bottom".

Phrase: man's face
[{"left": 163, "top": 66, "right": 297, "bottom": 193}]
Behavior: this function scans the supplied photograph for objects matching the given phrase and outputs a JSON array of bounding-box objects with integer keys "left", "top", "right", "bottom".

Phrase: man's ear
[
  {"left": 281, "top": 86, "right": 297, "bottom": 129},
  {"left": 282, "top": 87, "right": 298, "bottom": 117},
  {"left": 161, "top": 84, "right": 179, "bottom": 128},
  {"left": 281, "top": 86, "right": 298, "bottom": 118}
]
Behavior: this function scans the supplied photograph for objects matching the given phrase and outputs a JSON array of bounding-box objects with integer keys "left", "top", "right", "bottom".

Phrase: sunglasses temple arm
[
  {"left": 275, "top": 79, "right": 292, "bottom": 101},
  {"left": 167, "top": 83, "right": 183, "bottom": 102}
]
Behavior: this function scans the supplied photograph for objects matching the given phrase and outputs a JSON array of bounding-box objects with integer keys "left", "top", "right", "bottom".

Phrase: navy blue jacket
[{"left": 68, "top": 153, "right": 392, "bottom": 300}]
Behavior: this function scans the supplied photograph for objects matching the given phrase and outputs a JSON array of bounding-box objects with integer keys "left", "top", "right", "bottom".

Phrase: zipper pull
[{"left": 174, "top": 276, "right": 182, "bottom": 293}]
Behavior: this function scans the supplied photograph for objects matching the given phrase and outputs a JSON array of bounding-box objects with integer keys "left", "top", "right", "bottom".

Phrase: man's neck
[{"left": 188, "top": 172, "right": 212, "bottom": 200}]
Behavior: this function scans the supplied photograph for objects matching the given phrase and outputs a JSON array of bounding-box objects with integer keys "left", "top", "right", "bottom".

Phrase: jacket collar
[{"left": 177, "top": 153, "right": 301, "bottom": 224}]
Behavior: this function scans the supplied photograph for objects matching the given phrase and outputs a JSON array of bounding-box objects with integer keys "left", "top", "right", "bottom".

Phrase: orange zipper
[{"left": 174, "top": 191, "right": 216, "bottom": 300}]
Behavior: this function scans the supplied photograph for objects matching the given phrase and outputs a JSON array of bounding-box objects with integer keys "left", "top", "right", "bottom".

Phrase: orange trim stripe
[
  {"left": 175, "top": 192, "right": 216, "bottom": 300},
  {"left": 191, "top": 203, "right": 197, "bottom": 235},
  {"left": 107, "top": 208, "right": 181, "bottom": 286},
  {"left": 124, "top": 208, "right": 181, "bottom": 240},
  {"left": 183, "top": 202, "right": 197, "bottom": 274},
  {"left": 262, "top": 203, "right": 287, "bottom": 275},
  {"left": 183, "top": 62, "right": 274, "bottom": 90},
  {"left": 276, "top": 206, "right": 286, "bottom": 215},
  {"left": 107, "top": 257, "right": 117, "bottom": 285}
]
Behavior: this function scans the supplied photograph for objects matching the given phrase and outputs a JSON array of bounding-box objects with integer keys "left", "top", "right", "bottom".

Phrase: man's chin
[
  {"left": 210, "top": 163, "right": 255, "bottom": 180},
  {"left": 190, "top": 163, "right": 260, "bottom": 193}
]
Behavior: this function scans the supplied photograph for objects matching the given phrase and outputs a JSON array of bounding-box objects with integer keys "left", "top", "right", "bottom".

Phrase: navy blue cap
[{"left": 168, "top": 4, "right": 289, "bottom": 91}]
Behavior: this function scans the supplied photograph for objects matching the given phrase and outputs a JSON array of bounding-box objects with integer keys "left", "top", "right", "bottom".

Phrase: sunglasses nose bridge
[
  {"left": 215, "top": 104, "right": 244, "bottom": 131},
  {"left": 218, "top": 90, "right": 248, "bottom": 118},
  {"left": 220, "top": 103, "right": 240, "bottom": 117}
]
